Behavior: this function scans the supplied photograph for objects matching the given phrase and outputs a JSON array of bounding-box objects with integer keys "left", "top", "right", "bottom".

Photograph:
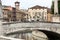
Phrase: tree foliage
[
  {"left": 51, "top": 1, "right": 54, "bottom": 14},
  {"left": 58, "top": 1, "right": 60, "bottom": 14}
]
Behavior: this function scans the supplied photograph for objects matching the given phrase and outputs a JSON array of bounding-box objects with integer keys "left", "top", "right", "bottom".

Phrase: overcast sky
[{"left": 1, "top": 0, "right": 52, "bottom": 9}]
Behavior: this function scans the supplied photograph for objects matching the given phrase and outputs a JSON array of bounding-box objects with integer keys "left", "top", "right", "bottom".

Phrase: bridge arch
[
  {"left": 4, "top": 29, "right": 60, "bottom": 40},
  {"left": 37, "top": 30, "right": 60, "bottom": 40}
]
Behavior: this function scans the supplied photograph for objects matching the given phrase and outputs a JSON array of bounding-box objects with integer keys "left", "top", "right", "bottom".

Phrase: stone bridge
[{"left": 2, "top": 21, "right": 60, "bottom": 34}]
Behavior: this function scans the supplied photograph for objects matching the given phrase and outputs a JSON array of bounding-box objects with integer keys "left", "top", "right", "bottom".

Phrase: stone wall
[{"left": 2, "top": 22, "right": 60, "bottom": 34}]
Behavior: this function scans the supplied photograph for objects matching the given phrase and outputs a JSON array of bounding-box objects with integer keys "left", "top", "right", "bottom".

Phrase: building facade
[
  {"left": 3, "top": 9, "right": 11, "bottom": 22},
  {"left": 3, "top": 1, "right": 27, "bottom": 22},
  {"left": 47, "top": 13, "right": 52, "bottom": 22},
  {"left": 15, "top": 1, "right": 27, "bottom": 22},
  {"left": 3, "top": 6, "right": 17, "bottom": 22},
  {"left": 16, "top": 9, "right": 27, "bottom": 22},
  {"left": 3, "top": 6, "right": 12, "bottom": 22},
  {"left": 28, "top": 5, "right": 50, "bottom": 22}
]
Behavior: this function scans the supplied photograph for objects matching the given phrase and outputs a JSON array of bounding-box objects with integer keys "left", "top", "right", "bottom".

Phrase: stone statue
[{"left": 54, "top": 0, "right": 58, "bottom": 15}]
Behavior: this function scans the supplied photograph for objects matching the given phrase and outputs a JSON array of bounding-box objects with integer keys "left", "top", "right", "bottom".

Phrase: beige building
[
  {"left": 3, "top": 6, "right": 17, "bottom": 22},
  {"left": 47, "top": 9, "right": 52, "bottom": 22},
  {"left": 3, "top": 6, "right": 12, "bottom": 22},
  {"left": 15, "top": 1, "right": 27, "bottom": 22},
  {"left": 16, "top": 9, "right": 27, "bottom": 21},
  {"left": 47, "top": 13, "right": 52, "bottom": 22},
  {"left": 28, "top": 5, "right": 50, "bottom": 22},
  {"left": 3, "top": 1, "right": 27, "bottom": 22},
  {"left": 3, "top": 9, "right": 11, "bottom": 22}
]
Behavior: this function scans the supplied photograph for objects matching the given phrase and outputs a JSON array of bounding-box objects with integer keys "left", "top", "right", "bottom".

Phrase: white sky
[{"left": 1, "top": 0, "right": 52, "bottom": 9}]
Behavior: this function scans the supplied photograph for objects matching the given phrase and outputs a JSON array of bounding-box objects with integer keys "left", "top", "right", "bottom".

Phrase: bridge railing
[
  {"left": 2, "top": 21, "right": 60, "bottom": 25},
  {"left": 2, "top": 21, "right": 60, "bottom": 34}
]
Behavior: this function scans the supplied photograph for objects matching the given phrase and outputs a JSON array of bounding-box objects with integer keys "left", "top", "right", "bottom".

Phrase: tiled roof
[
  {"left": 29, "top": 5, "right": 44, "bottom": 9},
  {"left": 29, "top": 5, "right": 50, "bottom": 9},
  {"left": 29, "top": 5, "right": 51, "bottom": 13}
]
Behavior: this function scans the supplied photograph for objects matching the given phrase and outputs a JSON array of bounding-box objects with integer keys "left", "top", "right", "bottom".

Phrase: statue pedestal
[{"left": 52, "top": 15, "right": 60, "bottom": 22}]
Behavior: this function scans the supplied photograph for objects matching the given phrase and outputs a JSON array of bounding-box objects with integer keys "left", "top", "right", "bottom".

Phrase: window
[
  {"left": 37, "top": 16, "right": 39, "bottom": 18},
  {"left": 37, "top": 19, "right": 39, "bottom": 21},
  {"left": 33, "top": 16, "right": 35, "bottom": 18},
  {"left": 35, "top": 12, "right": 41, "bottom": 16}
]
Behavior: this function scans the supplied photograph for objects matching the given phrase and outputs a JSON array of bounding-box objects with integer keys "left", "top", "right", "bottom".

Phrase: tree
[
  {"left": 58, "top": 1, "right": 60, "bottom": 14},
  {"left": 51, "top": 1, "right": 54, "bottom": 14}
]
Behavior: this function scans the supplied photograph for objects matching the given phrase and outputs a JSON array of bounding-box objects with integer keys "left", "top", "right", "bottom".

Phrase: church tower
[{"left": 15, "top": 0, "right": 20, "bottom": 10}]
